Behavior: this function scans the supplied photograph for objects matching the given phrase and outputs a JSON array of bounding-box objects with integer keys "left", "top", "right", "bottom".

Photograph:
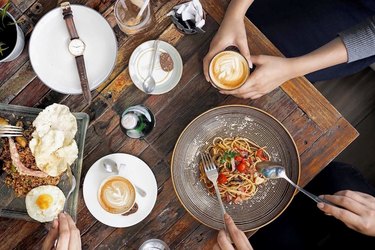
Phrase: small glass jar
[{"left": 120, "top": 104, "right": 155, "bottom": 139}]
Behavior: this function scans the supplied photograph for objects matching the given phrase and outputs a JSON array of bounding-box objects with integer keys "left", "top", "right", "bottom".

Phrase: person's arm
[
  {"left": 318, "top": 190, "right": 375, "bottom": 237},
  {"left": 221, "top": 15, "right": 375, "bottom": 99},
  {"left": 214, "top": 213, "right": 253, "bottom": 250},
  {"left": 203, "top": 0, "right": 254, "bottom": 82},
  {"left": 339, "top": 16, "right": 375, "bottom": 63},
  {"left": 289, "top": 37, "right": 348, "bottom": 78}
]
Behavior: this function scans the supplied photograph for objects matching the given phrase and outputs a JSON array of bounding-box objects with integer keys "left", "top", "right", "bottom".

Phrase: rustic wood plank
[
  {"left": 0, "top": 47, "right": 29, "bottom": 87},
  {"left": 0, "top": 61, "right": 36, "bottom": 103},
  {"left": 300, "top": 118, "right": 358, "bottom": 186},
  {"left": 175, "top": 223, "right": 218, "bottom": 250},
  {"left": 281, "top": 107, "right": 323, "bottom": 154},
  {"left": 161, "top": 212, "right": 201, "bottom": 249},
  {"left": 10, "top": 77, "right": 50, "bottom": 106}
]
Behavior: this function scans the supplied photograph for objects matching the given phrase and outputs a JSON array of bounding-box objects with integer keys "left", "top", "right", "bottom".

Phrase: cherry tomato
[
  {"left": 217, "top": 173, "right": 227, "bottom": 184},
  {"left": 256, "top": 149, "right": 269, "bottom": 161},
  {"left": 237, "top": 162, "right": 246, "bottom": 173},
  {"left": 235, "top": 156, "right": 243, "bottom": 162}
]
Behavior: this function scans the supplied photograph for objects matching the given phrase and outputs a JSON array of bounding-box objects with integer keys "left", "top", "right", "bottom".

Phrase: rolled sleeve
[{"left": 339, "top": 16, "right": 375, "bottom": 63}]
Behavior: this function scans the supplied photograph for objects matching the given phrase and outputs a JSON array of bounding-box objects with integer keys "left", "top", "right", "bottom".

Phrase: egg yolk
[{"left": 36, "top": 194, "right": 53, "bottom": 210}]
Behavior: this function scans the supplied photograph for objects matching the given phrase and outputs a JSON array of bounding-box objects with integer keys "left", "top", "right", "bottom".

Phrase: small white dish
[
  {"left": 129, "top": 40, "right": 183, "bottom": 95},
  {"left": 29, "top": 5, "right": 117, "bottom": 94},
  {"left": 83, "top": 153, "right": 157, "bottom": 228}
]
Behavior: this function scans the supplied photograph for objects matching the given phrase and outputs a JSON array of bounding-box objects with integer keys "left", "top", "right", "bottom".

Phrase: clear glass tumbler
[{"left": 114, "top": 0, "right": 153, "bottom": 35}]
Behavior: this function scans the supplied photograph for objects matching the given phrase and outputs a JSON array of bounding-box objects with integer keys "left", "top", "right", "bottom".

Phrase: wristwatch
[{"left": 61, "top": 2, "right": 92, "bottom": 104}]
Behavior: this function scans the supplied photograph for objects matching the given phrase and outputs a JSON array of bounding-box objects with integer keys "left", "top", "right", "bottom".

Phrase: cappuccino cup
[
  {"left": 98, "top": 175, "right": 136, "bottom": 214},
  {"left": 209, "top": 50, "right": 250, "bottom": 90}
]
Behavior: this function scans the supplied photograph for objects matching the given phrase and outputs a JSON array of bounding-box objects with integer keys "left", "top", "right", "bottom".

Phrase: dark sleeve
[{"left": 338, "top": 15, "right": 375, "bottom": 63}]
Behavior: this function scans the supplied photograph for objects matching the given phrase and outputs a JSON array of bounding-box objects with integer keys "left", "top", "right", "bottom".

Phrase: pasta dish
[{"left": 199, "top": 136, "right": 270, "bottom": 204}]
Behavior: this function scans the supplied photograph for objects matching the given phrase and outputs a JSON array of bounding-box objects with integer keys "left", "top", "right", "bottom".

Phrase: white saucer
[
  {"left": 129, "top": 40, "right": 183, "bottom": 95},
  {"left": 83, "top": 153, "right": 157, "bottom": 228},
  {"left": 29, "top": 5, "right": 117, "bottom": 94}
]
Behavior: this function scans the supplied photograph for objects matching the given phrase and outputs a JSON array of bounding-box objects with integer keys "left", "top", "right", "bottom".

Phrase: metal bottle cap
[
  {"left": 139, "top": 239, "right": 170, "bottom": 250},
  {"left": 121, "top": 113, "right": 138, "bottom": 129}
]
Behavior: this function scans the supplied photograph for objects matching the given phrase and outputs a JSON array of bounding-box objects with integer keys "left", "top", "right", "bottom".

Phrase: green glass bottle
[{"left": 120, "top": 105, "right": 155, "bottom": 139}]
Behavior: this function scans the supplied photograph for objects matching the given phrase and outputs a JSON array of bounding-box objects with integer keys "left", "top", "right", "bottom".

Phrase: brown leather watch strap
[
  {"left": 61, "top": 3, "right": 79, "bottom": 39},
  {"left": 75, "top": 55, "right": 92, "bottom": 103}
]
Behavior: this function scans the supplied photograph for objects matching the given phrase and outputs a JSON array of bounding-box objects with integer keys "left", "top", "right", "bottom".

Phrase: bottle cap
[{"left": 121, "top": 113, "right": 138, "bottom": 129}]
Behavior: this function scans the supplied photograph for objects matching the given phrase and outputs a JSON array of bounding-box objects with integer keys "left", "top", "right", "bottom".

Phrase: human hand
[
  {"left": 203, "top": 16, "right": 252, "bottom": 83},
  {"left": 213, "top": 213, "right": 253, "bottom": 250},
  {"left": 318, "top": 190, "right": 375, "bottom": 237},
  {"left": 220, "top": 55, "right": 296, "bottom": 99},
  {"left": 42, "top": 213, "right": 81, "bottom": 250}
]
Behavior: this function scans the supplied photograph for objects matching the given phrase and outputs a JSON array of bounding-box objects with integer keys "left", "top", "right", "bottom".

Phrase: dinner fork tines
[
  {"left": 201, "top": 152, "right": 228, "bottom": 233},
  {"left": 0, "top": 125, "right": 23, "bottom": 137}
]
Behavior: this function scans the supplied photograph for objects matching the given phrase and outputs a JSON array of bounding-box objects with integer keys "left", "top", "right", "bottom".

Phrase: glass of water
[{"left": 114, "top": 0, "right": 153, "bottom": 35}]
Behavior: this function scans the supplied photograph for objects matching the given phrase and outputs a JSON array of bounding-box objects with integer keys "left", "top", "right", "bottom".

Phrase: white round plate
[
  {"left": 29, "top": 5, "right": 117, "bottom": 94},
  {"left": 129, "top": 40, "right": 183, "bottom": 95},
  {"left": 83, "top": 153, "right": 158, "bottom": 228}
]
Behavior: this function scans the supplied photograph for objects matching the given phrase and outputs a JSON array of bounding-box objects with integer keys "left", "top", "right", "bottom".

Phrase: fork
[
  {"left": 0, "top": 125, "right": 23, "bottom": 137},
  {"left": 201, "top": 152, "right": 229, "bottom": 233},
  {"left": 63, "top": 165, "right": 77, "bottom": 212}
]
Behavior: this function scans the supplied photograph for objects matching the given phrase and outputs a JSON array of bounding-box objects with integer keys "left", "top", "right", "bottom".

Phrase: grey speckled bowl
[{"left": 171, "top": 105, "right": 300, "bottom": 232}]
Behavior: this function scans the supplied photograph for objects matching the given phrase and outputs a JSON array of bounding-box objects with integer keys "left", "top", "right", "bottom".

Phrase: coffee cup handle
[{"left": 118, "top": 163, "right": 127, "bottom": 175}]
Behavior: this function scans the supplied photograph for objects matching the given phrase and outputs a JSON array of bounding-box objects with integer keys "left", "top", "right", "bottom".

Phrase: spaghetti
[{"left": 199, "top": 136, "right": 270, "bottom": 204}]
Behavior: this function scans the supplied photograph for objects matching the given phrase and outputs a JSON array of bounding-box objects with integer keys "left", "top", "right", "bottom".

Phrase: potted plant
[{"left": 0, "top": 0, "right": 25, "bottom": 63}]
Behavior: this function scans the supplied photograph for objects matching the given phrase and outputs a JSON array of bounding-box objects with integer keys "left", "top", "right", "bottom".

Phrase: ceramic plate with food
[
  {"left": 0, "top": 103, "right": 89, "bottom": 222},
  {"left": 171, "top": 105, "right": 300, "bottom": 231}
]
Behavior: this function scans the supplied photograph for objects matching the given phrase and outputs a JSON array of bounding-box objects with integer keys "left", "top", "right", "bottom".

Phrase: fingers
[
  {"left": 66, "top": 214, "right": 81, "bottom": 250},
  {"left": 213, "top": 243, "right": 222, "bottom": 250},
  {"left": 42, "top": 219, "right": 59, "bottom": 250},
  {"left": 236, "top": 39, "right": 252, "bottom": 68},
  {"left": 203, "top": 52, "right": 214, "bottom": 82},
  {"left": 224, "top": 214, "right": 253, "bottom": 250},
  {"left": 334, "top": 190, "right": 375, "bottom": 209},
  {"left": 220, "top": 78, "right": 265, "bottom": 99},
  {"left": 217, "top": 230, "right": 235, "bottom": 250},
  {"left": 56, "top": 213, "right": 71, "bottom": 250},
  {"left": 203, "top": 41, "right": 227, "bottom": 82},
  {"left": 320, "top": 193, "right": 369, "bottom": 215}
]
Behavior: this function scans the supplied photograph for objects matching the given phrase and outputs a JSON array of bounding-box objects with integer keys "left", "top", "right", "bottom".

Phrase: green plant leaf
[
  {"left": 0, "top": 42, "right": 8, "bottom": 56},
  {"left": 1, "top": 1, "right": 10, "bottom": 27}
]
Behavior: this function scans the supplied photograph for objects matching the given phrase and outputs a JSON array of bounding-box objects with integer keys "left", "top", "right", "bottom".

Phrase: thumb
[
  {"left": 250, "top": 55, "right": 263, "bottom": 65},
  {"left": 237, "top": 39, "right": 252, "bottom": 68},
  {"left": 42, "top": 219, "right": 59, "bottom": 250}
]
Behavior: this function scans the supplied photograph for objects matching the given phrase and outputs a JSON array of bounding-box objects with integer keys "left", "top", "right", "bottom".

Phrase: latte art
[
  {"left": 209, "top": 51, "right": 249, "bottom": 90},
  {"left": 98, "top": 176, "right": 136, "bottom": 214},
  {"left": 103, "top": 181, "right": 132, "bottom": 207}
]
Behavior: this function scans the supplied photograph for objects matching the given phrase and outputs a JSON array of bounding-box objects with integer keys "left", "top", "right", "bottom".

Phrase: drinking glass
[{"left": 114, "top": 0, "right": 152, "bottom": 35}]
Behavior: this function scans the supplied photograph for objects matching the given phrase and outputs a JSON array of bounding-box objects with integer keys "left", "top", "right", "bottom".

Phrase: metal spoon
[
  {"left": 142, "top": 40, "right": 159, "bottom": 94},
  {"left": 102, "top": 158, "right": 147, "bottom": 197},
  {"left": 256, "top": 161, "right": 336, "bottom": 206},
  {"left": 63, "top": 165, "right": 76, "bottom": 211}
]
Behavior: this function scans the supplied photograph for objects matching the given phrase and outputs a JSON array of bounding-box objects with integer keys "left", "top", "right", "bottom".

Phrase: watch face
[{"left": 68, "top": 39, "right": 85, "bottom": 56}]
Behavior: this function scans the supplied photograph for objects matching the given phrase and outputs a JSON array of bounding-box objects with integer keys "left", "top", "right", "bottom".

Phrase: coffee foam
[
  {"left": 98, "top": 176, "right": 135, "bottom": 214},
  {"left": 209, "top": 51, "right": 249, "bottom": 90}
]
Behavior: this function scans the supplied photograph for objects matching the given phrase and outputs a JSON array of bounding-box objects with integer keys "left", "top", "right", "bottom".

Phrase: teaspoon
[
  {"left": 102, "top": 158, "right": 147, "bottom": 197},
  {"left": 142, "top": 40, "right": 159, "bottom": 94},
  {"left": 256, "top": 161, "right": 336, "bottom": 206}
]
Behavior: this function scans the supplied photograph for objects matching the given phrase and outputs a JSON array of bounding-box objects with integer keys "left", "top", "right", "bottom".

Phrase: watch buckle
[{"left": 60, "top": 2, "right": 71, "bottom": 10}]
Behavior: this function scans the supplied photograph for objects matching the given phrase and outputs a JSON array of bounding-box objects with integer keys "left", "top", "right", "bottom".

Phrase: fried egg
[{"left": 25, "top": 185, "right": 66, "bottom": 222}]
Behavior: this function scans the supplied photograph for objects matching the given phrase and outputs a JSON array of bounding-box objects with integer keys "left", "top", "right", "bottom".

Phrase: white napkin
[{"left": 167, "top": 0, "right": 205, "bottom": 29}]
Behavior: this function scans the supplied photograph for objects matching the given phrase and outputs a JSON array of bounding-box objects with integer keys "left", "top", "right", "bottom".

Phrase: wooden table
[{"left": 0, "top": 0, "right": 358, "bottom": 249}]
